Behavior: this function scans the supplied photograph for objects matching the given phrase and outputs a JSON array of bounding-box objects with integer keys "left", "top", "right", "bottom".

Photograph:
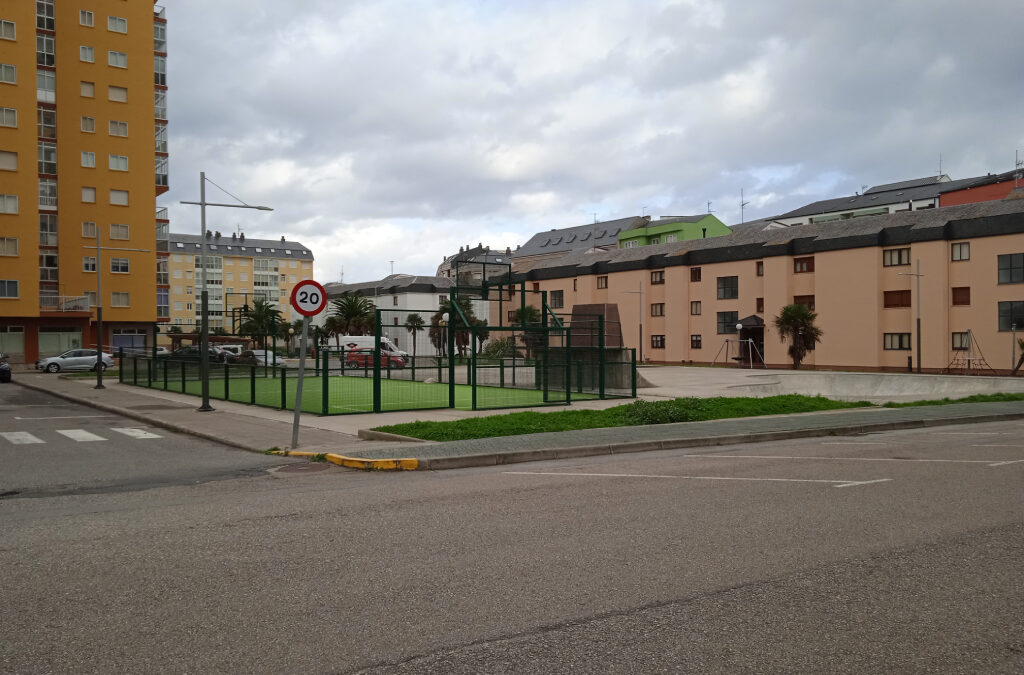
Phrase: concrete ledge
[
  {"left": 357, "top": 428, "right": 427, "bottom": 443},
  {"left": 268, "top": 449, "right": 419, "bottom": 471}
]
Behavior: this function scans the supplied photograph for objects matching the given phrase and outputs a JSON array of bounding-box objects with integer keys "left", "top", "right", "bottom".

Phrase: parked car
[
  {"left": 344, "top": 348, "right": 406, "bottom": 369},
  {"left": 36, "top": 349, "right": 115, "bottom": 373},
  {"left": 155, "top": 346, "right": 170, "bottom": 356},
  {"left": 159, "top": 346, "right": 235, "bottom": 362},
  {"left": 246, "top": 349, "right": 284, "bottom": 366}
]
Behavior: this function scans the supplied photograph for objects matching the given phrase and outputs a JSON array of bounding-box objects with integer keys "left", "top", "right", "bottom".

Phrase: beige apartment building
[
  {"left": 510, "top": 194, "right": 1024, "bottom": 373},
  {"left": 164, "top": 233, "right": 313, "bottom": 337}
]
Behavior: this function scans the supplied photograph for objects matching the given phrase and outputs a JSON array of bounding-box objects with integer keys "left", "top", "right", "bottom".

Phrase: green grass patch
[
  {"left": 372, "top": 395, "right": 874, "bottom": 442},
  {"left": 883, "top": 392, "right": 1024, "bottom": 407}
]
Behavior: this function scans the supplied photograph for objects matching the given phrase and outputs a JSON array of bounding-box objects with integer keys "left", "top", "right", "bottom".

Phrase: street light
[
  {"left": 899, "top": 260, "right": 924, "bottom": 373},
  {"left": 181, "top": 172, "right": 272, "bottom": 412}
]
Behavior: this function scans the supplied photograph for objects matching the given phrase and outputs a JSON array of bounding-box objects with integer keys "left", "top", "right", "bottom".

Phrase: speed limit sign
[{"left": 290, "top": 279, "right": 328, "bottom": 317}]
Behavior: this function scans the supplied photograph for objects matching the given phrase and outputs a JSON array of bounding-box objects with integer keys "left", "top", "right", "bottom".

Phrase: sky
[{"left": 163, "top": 0, "right": 1024, "bottom": 284}]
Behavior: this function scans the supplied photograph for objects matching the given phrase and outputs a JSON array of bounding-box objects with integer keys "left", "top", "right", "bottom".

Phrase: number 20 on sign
[{"left": 290, "top": 279, "right": 327, "bottom": 317}]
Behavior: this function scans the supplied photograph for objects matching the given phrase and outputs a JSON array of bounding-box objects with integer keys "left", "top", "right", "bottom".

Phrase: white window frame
[
  {"left": 82, "top": 187, "right": 96, "bottom": 203},
  {"left": 107, "top": 16, "right": 128, "bottom": 33},
  {"left": 951, "top": 242, "right": 970, "bottom": 262},
  {"left": 81, "top": 116, "right": 95, "bottom": 133},
  {"left": 82, "top": 221, "right": 97, "bottom": 238},
  {"left": 0, "top": 280, "right": 19, "bottom": 298},
  {"left": 81, "top": 151, "right": 96, "bottom": 168},
  {"left": 0, "top": 150, "right": 16, "bottom": 171},
  {"left": 108, "top": 120, "right": 128, "bottom": 137},
  {"left": 0, "top": 107, "right": 16, "bottom": 127},
  {"left": 109, "top": 190, "right": 129, "bottom": 206},
  {"left": 0, "top": 236, "right": 18, "bottom": 256},
  {"left": 0, "top": 194, "right": 18, "bottom": 214},
  {"left": 0, "top": 63, "right": 16, "bottom": 84},
  {"left": 0, "top": 20, "right": 15, "bottom": 40},
  {"left": 108, "top": 85, "right": 127, "bottom": 103},
  {"left": 81, "top": 81, "right": 95, "bottom": 97},
  {"left": 110, "top": 257, "right": 129, "bottom": 274},
  {"left": 110, "top": 223, "right": 129, "bottom": 240},
  {"left": 109, "top": 154, "right": 129, "bottom": 171},
  {"left": 83, "top": 256, "right": 97, "bottom": 272},
  {"left": 80, "top": 46, "right": 95, "bottom": 63},
  {"left": 80, "top": 10, "right": 94, "bottom": 27},
  {"left": 36, "top": 35, "right": 55, "bottom": 66},
  {"left": 110, "top": 292, "right": 129, "bottom": 307},
  {"left": 107, "top": 51, "right": 127, "bottom": 68}
]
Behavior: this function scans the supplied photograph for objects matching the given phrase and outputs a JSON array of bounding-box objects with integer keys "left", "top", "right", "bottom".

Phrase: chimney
[
  {"left": 215, "top": 231, "right": 221, "bottom": 239},
  {"left": 506, "top": 247, "right": 511, "bottom": 255},
  {"left": 240, "top": 233, "right": 245, "bottom": 242},
  {"left": 702, "top": 228, "right": 707, "bottom": 238},
  {"left": 206, "top": 229, "right": 212, "bottom": 238},
  {"left": 281, "top": 236, "right": 285, "bottom": 243},
  {"left": 232, "top": 233, "right": 237, "bottom": 241}
]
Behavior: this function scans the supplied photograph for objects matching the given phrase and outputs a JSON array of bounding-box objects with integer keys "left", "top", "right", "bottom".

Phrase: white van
[{"left": 335, "top": 336, "right": 407, "bottom": 356}]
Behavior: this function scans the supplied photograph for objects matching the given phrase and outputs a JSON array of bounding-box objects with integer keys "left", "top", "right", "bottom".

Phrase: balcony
[
  {"left": 40, "top": 295, "right": 89, "bottom": 313},
  {"left": 154, "top": 6, "right": 166, "bottom": 20}
]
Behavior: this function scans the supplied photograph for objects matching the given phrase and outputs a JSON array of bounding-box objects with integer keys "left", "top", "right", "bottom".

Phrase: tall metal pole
[
  {"left": 198, "top": 172, "right": 213, "bottom": 411},
  {"left": 291, "top": 315, "right": 310, "bottom": 449},
  {"left": 915, "top": 259, "right": 921, "bottom": 373},
  {"left": 95, "top": 229, "right": 104, "bottom": 389}
]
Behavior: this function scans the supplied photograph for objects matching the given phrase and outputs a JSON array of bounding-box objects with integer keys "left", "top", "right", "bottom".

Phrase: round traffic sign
[{"left": 290, "top": 279, "right": 328, "bottom": 317}]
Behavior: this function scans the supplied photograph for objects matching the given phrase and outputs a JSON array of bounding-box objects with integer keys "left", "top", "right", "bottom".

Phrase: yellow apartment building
[
  {"left": 163, "top": 232, "right": 314, "bottom": 339},
  {"left": 0, "top": 0, "right": 168, "bottom": 364},
  {"left": 509, "top": 195, "right": 1024, "bottom": 373}
]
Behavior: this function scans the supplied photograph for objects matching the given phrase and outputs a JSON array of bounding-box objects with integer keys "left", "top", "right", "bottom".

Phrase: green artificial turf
[{"left": 372, "top": 395, "right": 874, "bottom": 441}]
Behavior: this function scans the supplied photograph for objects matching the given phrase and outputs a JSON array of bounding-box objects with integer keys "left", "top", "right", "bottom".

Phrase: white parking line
[
  {"left": 15, "top": 415, "right": 113, "bottom": 420},
  {"left": 988, "top": 459, "right": 1024, "bottom": 467},
  {"left": 0, "top": 431, "right": 45, "bottom": 445},
  {"left": 56, "top": 429, "right": 106, "bottom": 442},
  {"left": 933, "top": 432, "right": 1004, "bottom": 435},
  {"left": 972, "top": 444, "right": 1024, "bottom": 448},
  {"left": 110, "top": 428, "right": 162, "bottom": 439},
  {"left": 503, "top": 471, "right": 892, "bottom": 489},
  {"left": 681, "top": 453, "right": 996, "bottom": 465}
]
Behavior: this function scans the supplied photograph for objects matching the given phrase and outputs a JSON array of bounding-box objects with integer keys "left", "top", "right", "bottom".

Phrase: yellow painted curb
[{"left": 269, "top": 450, "right": 418, "bottom": 471}]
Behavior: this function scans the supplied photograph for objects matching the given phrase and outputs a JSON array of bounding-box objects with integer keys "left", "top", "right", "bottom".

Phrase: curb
[
  {"left": 268, "top": 449, "right": 418, "bottom": 471},
  {"left": 357, "top": 429, "right": 427, "bottom": 443}
]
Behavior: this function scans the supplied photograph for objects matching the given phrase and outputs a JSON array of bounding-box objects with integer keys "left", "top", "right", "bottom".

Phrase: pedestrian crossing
[{"left": 1, "top": 428, "right": 163, "bottom": 445}]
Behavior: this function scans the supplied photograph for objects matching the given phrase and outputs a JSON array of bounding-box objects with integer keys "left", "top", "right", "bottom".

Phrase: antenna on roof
[
  {"left": 339, "top": 265, "right": 344, "bottom": 284},
  {"left": 1015, "top": 149, "right": 1022, "bottom": 188},
  {"left": 740, "top": 189, "right": 750, "bottom": 224},
  {"left": 707, "top": 201, "right": 713, "bottom": 214},
  {"left": 593, "top": 213, "right": 597, "bottom": 223},
  {"left": 938, "top": 152, "right": 943, "bottom": 178},
  {"left": 641, "top": 206, "right": 647, "bottom": 217}
]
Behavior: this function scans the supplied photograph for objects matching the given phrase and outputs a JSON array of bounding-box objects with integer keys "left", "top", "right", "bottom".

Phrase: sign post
[{"left": 289, "top": 280, "right": 327, "bottom": 449}]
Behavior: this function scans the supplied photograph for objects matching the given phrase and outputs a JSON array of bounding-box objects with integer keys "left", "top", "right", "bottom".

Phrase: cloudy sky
[{"left": 164, "top": 0, "right": 1023, "bottom": 283}]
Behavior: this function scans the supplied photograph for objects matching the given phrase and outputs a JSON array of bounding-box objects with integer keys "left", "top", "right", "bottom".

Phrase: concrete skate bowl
[{"left": 727, "top": 371, "right": 1024, "bottom": 404}]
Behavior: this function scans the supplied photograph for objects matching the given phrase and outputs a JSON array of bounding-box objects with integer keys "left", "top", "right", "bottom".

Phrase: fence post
[
  {"left": 250, "top": 365, "right": 256, "bottom": 404},
  {"left": 447, "top": 295, "right": 456, "bottom": 409},
  {"left": 132, "top": 357, "right": 138, "bottom": 385},
  {"left": 500, "top": 358, "right": 505, "bottom": 388},
  {"left": 321, "top": 357, "right": 329, "bottom": 415},
  {"left": 471, "top": 327, "right": 478, "bottom": 411},
  {"left": 373, "top": 310, "right": 382, "bottom": 413},
  {"left": 565, "top": 328, "right": 572, "bottom": 404},
  {"left": 181, "top": 360, "right": 186, "bottom": 393},
  {"left": 280, "top": 366, "right": 287, "bottom": 410},
  {"left": 163, "top": 359, "right": 168, "bottom": 390},
  {"left": 146, "top": 357, "right": 152, "bottom": 388},
  {"left": 118, "top": 347, "right": 124, "bottom": 383},
  {"left": 631, "top": 348, "right": 637, "bottom": 398},
  {"left": 598, "top": 314, "right": 606, "bottom": 399},
  {"left": 223, "top": 362, "right": 230, "bottom": 401}
]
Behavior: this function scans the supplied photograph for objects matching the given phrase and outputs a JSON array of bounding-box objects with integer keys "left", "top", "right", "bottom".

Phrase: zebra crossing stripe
[
  {"left": 111, "top": 428, "right": 162, "bottom": 439},
  {"left": 56, "top": 429, "right": 107, "bottom": 442},
  {"left": 0, "top": 432, "right": 45, "bottom": 445}
]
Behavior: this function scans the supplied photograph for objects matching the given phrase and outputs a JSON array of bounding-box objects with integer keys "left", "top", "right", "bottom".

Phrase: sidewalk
[{"left": 12, "top": 371, "right": 1024, "bottom": 471}]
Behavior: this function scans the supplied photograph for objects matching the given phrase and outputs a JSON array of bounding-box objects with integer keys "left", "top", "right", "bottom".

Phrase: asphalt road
[
  {"left": 2, "top": 418, "right": 1022, "bottom": 673},
  {"left": 0, "top": 383, "right": 294, "bottom": 497}
]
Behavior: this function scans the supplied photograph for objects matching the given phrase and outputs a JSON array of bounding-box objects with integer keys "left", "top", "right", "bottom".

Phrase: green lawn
[{"left": 131, "top": 371, "right": 597, "bottom": 414}]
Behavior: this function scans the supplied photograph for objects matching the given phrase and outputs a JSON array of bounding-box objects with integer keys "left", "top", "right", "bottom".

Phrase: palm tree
[
  {"left": 239, "top": 298, "right": 283, "bottom": 349},
  {"left": 430, "top": 298, "right": 479, "bottom": 358},
  {"left": 330, "top": 295, "right": 376, "bottom": 335},
  {"left": 774, "top": 303, "right": 822, "bottom": 369},
  {"left": 405, "top": 313, "right": 425, "bottom": 361},
  {"left": 322, "top": 315, "right": 344, "bottom": 349}
]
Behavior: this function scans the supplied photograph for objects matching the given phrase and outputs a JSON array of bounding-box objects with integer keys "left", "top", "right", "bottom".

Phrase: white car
[
  {"left": 36, "top": 349, "right": 115, "bottom": 373},
  {"left": 248, "top": 350, "right": 284, "bottom": 366}
]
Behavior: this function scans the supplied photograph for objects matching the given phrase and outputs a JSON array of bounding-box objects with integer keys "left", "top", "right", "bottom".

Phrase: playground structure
[{"left": 119, "top": 260, "right": 637, "bottom": 415}]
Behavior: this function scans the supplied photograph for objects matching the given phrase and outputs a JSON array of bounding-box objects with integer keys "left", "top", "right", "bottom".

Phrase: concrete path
[{"left": 9, "top": 366, "right": 1024, "bottom": 470}]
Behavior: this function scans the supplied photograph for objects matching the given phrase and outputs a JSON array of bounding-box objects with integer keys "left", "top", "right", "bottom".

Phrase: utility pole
[
  {"left": 741, "top": 189, "right": 750, "bottom": 224},
  {"left": 900, "top": 260, "right": 924, "bottom": 373}
]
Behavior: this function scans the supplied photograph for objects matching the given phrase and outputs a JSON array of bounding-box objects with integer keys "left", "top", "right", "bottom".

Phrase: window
[
  {"left": 111, "top": 292, "right": 129, "bottom": 307},
  {"left": 0, "top": 237, "right": 17, "bottom": 256},
  {"left": 108, "top": 16, "right": 127, "bottom": 33},
  {"left": 756, "top": 260, "right": 764, "bottom": 276},
  {"left": 550, "top": 290, "right": 564, "bottom": 308},
  {"left": 154, "top": 23, "right": 167, "bottom": 51},
  {"left": 80, "top": 10, "right": 94, "bottom": 27},
  {"left": 110, "top": 223, "right": 129, "bottom": 240},
  {"left": 0, "top": 194, "right": 18, "bottom": 214},
  {"left": 81, "top": 81, "right": 95, "bottom": 98},
  {"left": 951, "top": 242, "right": 970, "bottom": 262},
  {"left": 650, "top": 303, "right": 665, "bottom": 317},
  {"left": 690, "top": 301, "right": 701, "bottom": 316},
  {"left": 884, "top": 333, "right": 911, "bottom": 350},
  {"left": 39, "top": 179, "right": 56, "bottom": 208},
  {"left": 109, "top": 120, "right": 128, "bottom": 136},
  {"left": 998, "top": 301, "right": 1024, "bottom": 331},
  {"left": 81, "top": 116, "right": 95, "bottom": 132},
  {"left": 37, "top": 0, "right": 54, "bottom": 30},
  {"left": 154, "top": 55, "right": 167, "bottom": 86},
  {"left": 157, "top": 289, "right": 169, "bottom": 317},
  {"left": 81, "top": 151, "right": 95, "bottom": 168},
  {"left": 85, "top": 292, "right": 97, "bottom": 307},
  {"left": 0, "top": 151, "right": 15, "bottom": 170},
  {"left": 0, "top": 107, "right": 16, "bottom": 127},
  {"left": 690, "top": 267, "right": 701, "bottom": 282},
  {"left": 39, "top": 254, "right": 57, "bottom": 281},
  {"left": 109, "top": 154, "right": 128, "bottom": 171},
  {"left": 155, "top": 157, "right": 168, "bottom": 186},
  {"left": 793, "top": 295, "right": 816, "bottom": 311},
  {"left": 155, "top": 91, "right": 167, "bottom": 120},
  {"left": 665, "top": 234, "right": 677, "bottom": 243},
  {"left": 623, "top": 240, "right": 638, "bottom": 248},
  {"left": 82, "top": 187, "right": 96, "bottom": 203},
  {"left": 717, "top": 311, "right": 739, "bottom": 334},
  {"left": 36, "top": 35, "right": 55, "bottom": 66},
  {"left": 37, "top": 142, "right": 56, "bottom": 173},
  {"left": 952, "top": 332, "right": 970, "bottom": 351},
  {"left": 690, "top": 335, "right": 702, "bottom": 349},
  {"left": 108, "top": 85, "right": 127, "bottom": 102},
  {"left": 793, "top": 257, "right": 814, "bottom": 273},
  {"left": 173, "top": 301, "right": 183, "bottom": 311},
  {"left": 717, "top": 276, "right": 738, "bottom": 300},
  {"left": 82, "top": 221, "right": 96, "bottom": 238},
  {"left": 35, "top": 68, "right": 54, "bottom": 103},
  {"left": 597, "top": 276, "right": 608, "bottom": 289},
  {"left": 0, "top": 280, "right": 18, "bottom": 298},
  {"left": 289, "top": 275, "right": 296, "bottom": 283},
  {"left": 756, "top": 297, "right": 764, "bottom": 313},
  {"left": 39, "top": 214, "right": 56, "bottom": 245},
  {"left": 883, "top": 248, "right": 911, "bottom": 267},
  {"left": 110, "top": 258, "right": 129, "bottom": 273},
  {"left": 37, "top": 107, "right": 56, "bottom": 138},
  {"left": 951, "top": 287, "right": 970, "bottom": 306},
  {"left": 82, "top": 256, "right": 96, "bottom": 272},
  {"left": 109, "top": 189, "right": 129, "bottom": 206},
  {"left": 997, "top": 254, "right": 1024, "bottom": 284},
  {"left": 651, "top": 335, "right": 665, "bottom": 349},
  {"left": 651, "top": 270, "right": 665, "bottom": 285},
  {"left": 0, "top": 20, "right": 14, "bottom": 40},
  {"left": 650, "top": 237, "right": 660, "bottom": 245},
  {"left": 883, "top": 290, "right": 911, "bottom": 308},
  {"left": 0, "top": 63, "right": 16, "bottom": 84},
  {"left": 172, "top": 269, "right": 182, "bottom": 279},
  {"left": 80, "top": 45, "right": 95, "bottom": 63},
  {"left": 107, "top": 51, "right": 127, "bottom": 68}
]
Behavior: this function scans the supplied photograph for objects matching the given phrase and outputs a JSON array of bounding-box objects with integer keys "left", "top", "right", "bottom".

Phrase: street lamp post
[
  {"left": 181, "top": 172, "right": 272, "bottom": 412},
  {"left": 1012, "top": 323, "right": 1017, "bottom": 372},
  {"left": 899, "top": 260, "right": 924, "bottom": 373}
]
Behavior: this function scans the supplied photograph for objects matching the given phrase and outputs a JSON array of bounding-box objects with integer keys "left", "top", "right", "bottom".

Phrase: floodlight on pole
[{"left": 181, "top": 172, "right": 273, "bottom": 412}]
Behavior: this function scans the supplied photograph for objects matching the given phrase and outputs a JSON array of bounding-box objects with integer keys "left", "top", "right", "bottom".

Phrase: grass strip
[
  {"left": 372, "top": 395, "right": 874, "bottom": 441},
  {"left": 883, "top": 392, "right": 1024, "bottom": 407}
]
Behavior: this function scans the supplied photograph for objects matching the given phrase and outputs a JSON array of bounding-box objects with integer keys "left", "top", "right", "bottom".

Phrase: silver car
[{"left": 36, "top": 349, "right": 115, "bottom": 373}]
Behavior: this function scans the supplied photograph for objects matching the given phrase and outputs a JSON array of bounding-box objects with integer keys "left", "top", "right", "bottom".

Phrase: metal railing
[{"left": 40, "top": 295, "right": 89, "bottom": 312}]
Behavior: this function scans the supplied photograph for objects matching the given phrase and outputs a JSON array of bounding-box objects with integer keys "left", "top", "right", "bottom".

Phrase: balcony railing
[
  {"left": 39, "top": 196, "right": 57, "bottom": 209},
  {"left": 154, "top": 6, "right": 166, "bottom": 19},
  {"left": 40, "top": 295, "right": 89, "bottom": 312}
]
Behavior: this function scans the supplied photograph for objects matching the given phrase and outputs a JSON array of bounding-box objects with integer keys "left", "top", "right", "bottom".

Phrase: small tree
[
  {"left": 167, "top": 325, "right": 183, "bottom": 334},
  {"left": 774, "top": 303, "right": 822, "bottom": 369},
  {"left": 511, "top": 305, "right": 545, "bottom": 360},
  {"left": 239, "top": 298, "right": 283, "bottom": 349},
  {"left": 430, "top": 298, "right": 479, "bottom": 358},
  {"left": 405, "top": 313, "right": 425, "bottom": 360}
]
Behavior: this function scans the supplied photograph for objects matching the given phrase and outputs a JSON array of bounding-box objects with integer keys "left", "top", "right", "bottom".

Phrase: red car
[{"left": 344, "top": 348, "right": 405, "bottom": 369}]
